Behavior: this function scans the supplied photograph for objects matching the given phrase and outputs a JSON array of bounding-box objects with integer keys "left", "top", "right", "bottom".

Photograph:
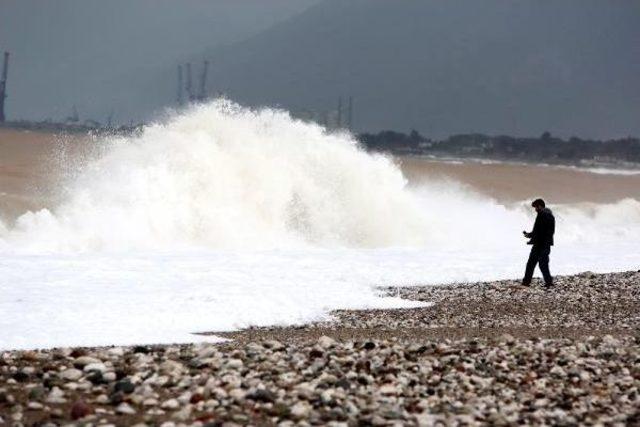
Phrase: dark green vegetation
[{"left": 360, "top": 130, "right": 640, "bottom": 166}]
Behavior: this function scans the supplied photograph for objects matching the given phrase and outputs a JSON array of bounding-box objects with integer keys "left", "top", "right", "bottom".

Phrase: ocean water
[{"left": 1, "top": 101, "right": 639, "bottom": 350}]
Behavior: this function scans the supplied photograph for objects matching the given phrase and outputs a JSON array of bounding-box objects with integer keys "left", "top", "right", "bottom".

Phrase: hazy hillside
[
  {"left": 204, "top": 0, "right": 640, "bottom": 138},
  {"left": 0, "top": 0, "right": 318, "bottom": 123},
  {"left": 1, "top": 0, "right": 638, "bottom": 138}
]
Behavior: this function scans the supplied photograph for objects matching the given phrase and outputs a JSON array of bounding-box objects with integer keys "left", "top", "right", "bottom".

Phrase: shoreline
[
  {"left": 1, "top": 271, "right": 639, "bottom": 425},
  {"left": 399, "top": 155, "right": 640, "bottom": 204},
  {"left": 213, "top": 270, "right": 639, "bottom": 346},
  {"left": 405, "top": 153, "right": 640, "bottom": 174}
]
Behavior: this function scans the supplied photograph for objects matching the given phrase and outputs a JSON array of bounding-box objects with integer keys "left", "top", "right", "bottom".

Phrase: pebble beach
[{"left": 1, "top": 271, "right": 639, "bottom": 426}]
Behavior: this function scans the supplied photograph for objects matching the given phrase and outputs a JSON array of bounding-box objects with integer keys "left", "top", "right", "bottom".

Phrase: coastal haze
[{"left": 1, "top": 0, "right": 639, "bottom": 138}]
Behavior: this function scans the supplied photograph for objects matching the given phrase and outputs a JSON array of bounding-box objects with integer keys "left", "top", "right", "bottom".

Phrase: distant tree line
[{"left": 358, "top": 130, "right": 640, "bottom": 166}]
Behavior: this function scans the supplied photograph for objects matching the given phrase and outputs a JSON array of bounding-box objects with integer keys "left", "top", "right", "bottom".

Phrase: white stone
[
  {"left": 225, "top": 359, "right": 243, "bottom": 369},
  {"left": 290, "top": 401, "right": 311, "bottom": 419},
  {"left": 143, "top": 398, "right": 159, "bottom": 406},
  {"left": 108, "top": 347, "right": 125, "bottom": 357},
  {"left": 295, "top": 383, "right": 316, "bottom": 400},
  {"left": 379, "top": 384, "right": 398, "bottom": 395},
  {"left": 95, "top": 394, "right": 109, "bottom": 404},
  {"left": 60, "top": 368, "right": 83, "bottom": 381},
  {"left": 172, "top": 406, "right": 192, "bottom": 421},
  {"left": 602, "top": 335, "right": 620, "bottom": 346},
  {"left": 228, "top": 388, "right": 246, "bottom": 401},
  {"left": 83, "top": 362, "right": 107, "bottom": 373},
  {"left": 177, "top": 392, "right": 192, "bottom": 404},
  {"left": 177, "top": 377, "right": 192, "bottom": 388},
  {"left": 46, "top": 387, "right": 66, "bottom": 404},
  {"left": 152, "top": 375, "right": 169, "bottom": 386},
  {"left": 160, "top": 360, "right": 184, "bottom": 374},
  {"left": 116, "top": 402, "right": 136, "bottom": 415},
  {"left": 196, "top": 345, "right": 219, "bottom": 359},
  {"left": 103, "top": 372, "right": 117, "bottom": 382},
  {"left": 161, "top": 398, "right": 180, "bottom": 410},
  {"left": 64, "top": 381, "right": 79, "bottom": 390},
  {"left": 22, "top": 366, "right": 36, "bottom": 375},
  {"left": 212, "top": 387, "right": 228, "bottom": 399},
  {"left": 317, "top": 335, "right": 336, "bottom": 349},
  {"left": 320, "top": 389, "right": 334, "bottom": 404},
  {"left": 76, "top": 381, "right": 92, "bottom": 392}
]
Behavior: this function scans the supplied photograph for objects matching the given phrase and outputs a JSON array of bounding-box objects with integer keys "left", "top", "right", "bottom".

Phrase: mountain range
[
  {"left": 2, "top": 0, "right": 639, "bottom": 138},
  {"left": 202, "top": 0, "right": 640, "bottom": 138}
]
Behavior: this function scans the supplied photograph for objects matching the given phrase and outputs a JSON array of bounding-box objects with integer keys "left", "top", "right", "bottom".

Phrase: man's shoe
[
  {"left": 521, "top": 280, "right": 531, "bottom": 287},
  {"left": 543, "top": 282, "right": 554, "bottom": 289}
]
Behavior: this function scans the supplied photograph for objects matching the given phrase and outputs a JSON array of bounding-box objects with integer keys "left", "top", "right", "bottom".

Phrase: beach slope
[{"left": 1, "top": 271, "right": 638, "bottom": 425}]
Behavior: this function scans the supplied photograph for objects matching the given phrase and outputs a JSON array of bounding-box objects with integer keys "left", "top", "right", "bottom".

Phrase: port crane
[{"left": 0, "top": 52, "right": 9, "bottom": 122}]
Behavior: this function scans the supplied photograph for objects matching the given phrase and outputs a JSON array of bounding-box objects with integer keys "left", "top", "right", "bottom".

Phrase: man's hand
[{"left": 522, "top": 231, "right": 532, "bottom": 238}]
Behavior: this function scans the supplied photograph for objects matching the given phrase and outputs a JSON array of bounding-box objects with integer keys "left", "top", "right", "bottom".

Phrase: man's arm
[{"left": 525, "top": 214, "right": 542, "bottom": 239}]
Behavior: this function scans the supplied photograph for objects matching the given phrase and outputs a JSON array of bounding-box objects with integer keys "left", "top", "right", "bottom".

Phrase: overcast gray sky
[
  {"left": 1, "top": 0, "right": 639, "bottom": 138},
  {"left": 0, "top": 0, "right": 318, "bottom": 122}
]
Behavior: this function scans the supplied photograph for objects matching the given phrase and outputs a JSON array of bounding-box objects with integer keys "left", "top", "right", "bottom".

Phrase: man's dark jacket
[{"left": 528, "top": 208, "right": 555, "bottom": 246}]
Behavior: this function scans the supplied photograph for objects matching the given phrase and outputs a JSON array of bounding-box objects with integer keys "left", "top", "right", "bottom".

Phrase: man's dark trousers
[{"left": 523, "top": 244, "right": 552, "bottom": 285}]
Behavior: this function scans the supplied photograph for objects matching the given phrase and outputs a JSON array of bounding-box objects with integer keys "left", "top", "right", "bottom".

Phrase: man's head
[{"left": 532, "top": 198, "right": 545, "bottom": 213}]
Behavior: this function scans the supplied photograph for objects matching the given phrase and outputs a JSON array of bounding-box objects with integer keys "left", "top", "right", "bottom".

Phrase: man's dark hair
[{"left": 532, "top": 198, "right": 545, "bottom": 208}]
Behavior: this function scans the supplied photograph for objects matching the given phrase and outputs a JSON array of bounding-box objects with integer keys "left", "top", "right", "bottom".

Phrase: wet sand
[
  {"left": 0, "top": 129, "right": 92, "bottom": 223},
  {"left": 399, "top": 156, "right": 640, "bottom": 204}
]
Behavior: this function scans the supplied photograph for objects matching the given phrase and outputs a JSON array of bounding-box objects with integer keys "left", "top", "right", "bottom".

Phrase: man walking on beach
[{"left": 522, "top": 198, "right": 555, "bottom": 287}]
